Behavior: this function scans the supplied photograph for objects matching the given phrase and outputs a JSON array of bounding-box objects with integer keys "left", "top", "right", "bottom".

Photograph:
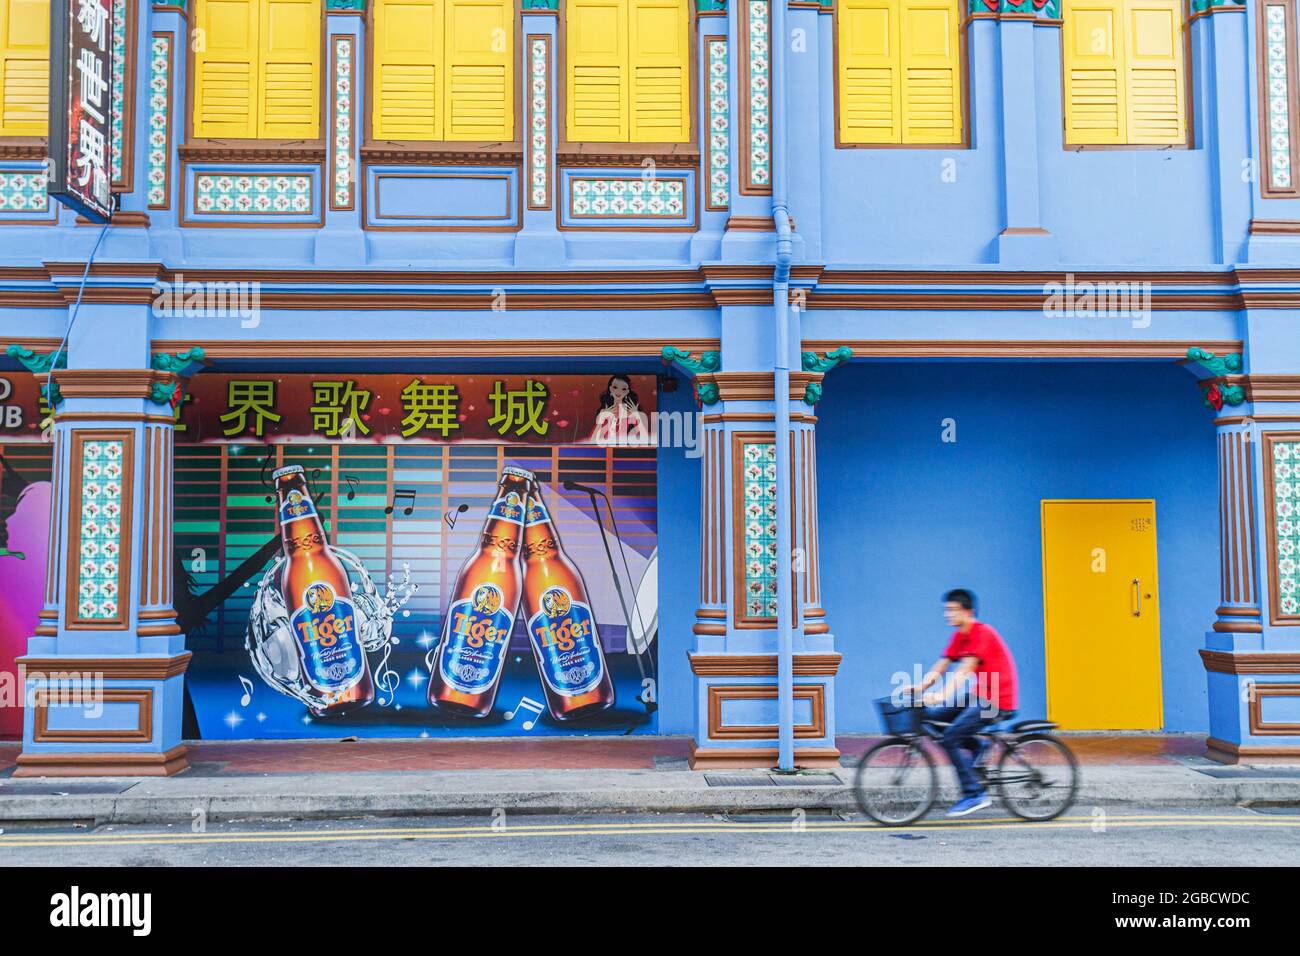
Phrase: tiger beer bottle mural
[{"left": 158, "top": 373, "right": 660, "bottom": 739}]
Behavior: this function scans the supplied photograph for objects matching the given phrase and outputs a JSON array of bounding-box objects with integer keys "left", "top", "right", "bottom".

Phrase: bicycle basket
[{"left": 876, "top": 696, "right": 922, "bottom": 735}]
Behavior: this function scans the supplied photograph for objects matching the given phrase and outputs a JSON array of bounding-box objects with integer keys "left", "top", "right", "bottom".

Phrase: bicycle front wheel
[
  {"left": 854, "top": 737, "right": 937, "bottom": 826},
  {"left": 995, "top": 734, "right": 1079, "bottom": 821}
]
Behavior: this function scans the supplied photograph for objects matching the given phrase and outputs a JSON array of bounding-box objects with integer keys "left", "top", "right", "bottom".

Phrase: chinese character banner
[
  {"left": 178, "top": 374, "right": 661, "bottom": 739},
  {"left": 179, "top": 374, "right": 657, "bottom": 444}
]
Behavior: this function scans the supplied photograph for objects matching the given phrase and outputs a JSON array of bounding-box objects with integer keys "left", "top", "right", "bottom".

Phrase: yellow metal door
[{"left": 1041, "top": 499, "right": 1162, "bottom": 730}]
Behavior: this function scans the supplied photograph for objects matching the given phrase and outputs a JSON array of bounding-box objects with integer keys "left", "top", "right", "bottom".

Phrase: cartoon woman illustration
[{"left": 590, "top": 374, "right": 651, "bottom": 446}]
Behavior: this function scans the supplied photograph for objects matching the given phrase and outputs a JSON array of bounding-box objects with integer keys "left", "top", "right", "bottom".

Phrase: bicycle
[{"left": 854, "top": 697, "right": 1079, "bottom": 826}]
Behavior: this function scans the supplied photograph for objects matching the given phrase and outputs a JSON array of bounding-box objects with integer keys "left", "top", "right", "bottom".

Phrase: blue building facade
[{"left": 1, "top": 0, "right": 1298, "bottom": 772}]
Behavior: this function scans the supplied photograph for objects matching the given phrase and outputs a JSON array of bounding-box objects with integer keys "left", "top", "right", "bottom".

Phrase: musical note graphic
[
  {"left": 503, "top": 696, "right": 545, "bottom": 731},
  {"left": 343, "top": 475, "right": 360, "bottom": 501},
  {"left": 385, "top": 489, "right": 416, "bottom": 516},
  {"left": 238, "top": 675, "right": 255, "bottom": 707},
  {"left": 443, "top": 503, "right": 469, "bottom": 529}
]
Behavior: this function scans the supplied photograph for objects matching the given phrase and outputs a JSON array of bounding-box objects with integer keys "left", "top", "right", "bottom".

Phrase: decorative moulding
[
  {"left": 1186, "top": 347, "right": 1246, "bottom": 411},
  {"left": 662, "top": 346, "right": 722, "bottom": 405},
  {"left": 6, "top": 344, "right": 66, "bottom": 405},
  {"left": 800, "top": 346, "right": 852, "bottom": 405},
  {"left": 968, "top": 0, "right": 1060, "bottom": 18},
  {"left": 150, "top": 348, "right": 207, "bottom": 408}
]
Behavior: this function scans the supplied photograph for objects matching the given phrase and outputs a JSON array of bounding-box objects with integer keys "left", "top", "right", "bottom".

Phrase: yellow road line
[
  {"left": 0, "top": 816, "right": 1293, "bottom": 849},
  {"left": 0, "top": 813, "right": 1263, "bottom": 843}
]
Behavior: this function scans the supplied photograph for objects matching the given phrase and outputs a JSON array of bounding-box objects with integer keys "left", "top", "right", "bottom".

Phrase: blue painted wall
[{"left": 817, "top": 361, "right": 1218, "bottom": 733}]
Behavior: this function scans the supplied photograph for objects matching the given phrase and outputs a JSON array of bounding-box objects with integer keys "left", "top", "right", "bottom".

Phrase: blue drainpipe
[{"left": 771, "top": 0, "right": 795, "bottom": 772}]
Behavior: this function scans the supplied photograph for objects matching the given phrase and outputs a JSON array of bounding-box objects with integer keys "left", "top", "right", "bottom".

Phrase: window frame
[
  {"left": 362, "top": 0, "right": 523, "bottom": 164},
  {"left": 556, "top": 0, "right": 700, "bottom": 164},
  {"left": 1059, "top": 0, "right": 1195, "bottom": 150},
  {"left": 831, "top": 0, "right": 972, "bottom": 150},
  {"left": 183, "top": 0, "right": 329, "bottom": 160}
]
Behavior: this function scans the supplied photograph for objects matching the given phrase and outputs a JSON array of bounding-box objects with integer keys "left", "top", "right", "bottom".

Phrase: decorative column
[
  {"left": 513, "top": 0, "right": 564, "bottom": 265},
  {"left": 14, "top": 282, "right": 195, "bottom": 777},
  {"left": 1196, "top": 320, "right": 1300, "bottom": 761},
  {"left": 667, "top": 293, "right": 847, "bottom": 769},
  {"left": 315, "top": 0, "right": 367, "bottom": 263}
]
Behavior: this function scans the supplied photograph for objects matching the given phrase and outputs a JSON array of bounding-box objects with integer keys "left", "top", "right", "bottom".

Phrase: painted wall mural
[
  {"left": 0, "top": 442, "right": 52, "bottom": 739},
  {"left": 172, "top": 373, "right": 660, "bottom": 738}
]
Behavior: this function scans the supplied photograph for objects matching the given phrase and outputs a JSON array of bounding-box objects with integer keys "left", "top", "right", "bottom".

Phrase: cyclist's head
[{"left": 943, "top": 588, "right": 977, "bottom": 627}]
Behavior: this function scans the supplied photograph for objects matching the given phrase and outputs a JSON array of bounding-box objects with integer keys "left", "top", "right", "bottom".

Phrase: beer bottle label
[
  {"left": 525, "top": 496, "right": 551, "bottom": 527},
  {"left": 487, "top": 490, "right": 526, "bottom": 526},
  {"left": 279, "top": 488, "right": 318, "bottom": 524},
  {"left": 527, "top": 586, "right": 604, "bottom": 696},
  {"left": 289, "top": 582, "right": 365, "bottom": 692},
  {"left": 438, "top": 582, "right": 515, "bottom": 694}
]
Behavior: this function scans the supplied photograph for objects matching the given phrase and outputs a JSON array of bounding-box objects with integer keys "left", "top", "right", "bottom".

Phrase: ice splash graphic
[{"left": 245, "top": 547, "right": 419, "bottom": 712}]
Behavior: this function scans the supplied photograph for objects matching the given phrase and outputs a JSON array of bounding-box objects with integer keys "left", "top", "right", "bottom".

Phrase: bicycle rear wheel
[
  {"left": 995, "top": 734, "right": 1078, "bottom": 821},
  {"left": 854, "top": 737, "right": 937, "bottom": 826}
]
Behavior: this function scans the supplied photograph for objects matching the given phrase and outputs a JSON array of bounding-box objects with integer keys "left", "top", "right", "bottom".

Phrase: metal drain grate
[
  {"left": 1190, "top": 767, "right": 1300, "bottom": 779},
  {"left": 0, "top": 781, "right": 134, "bottom": 796},
  {"left": 705, "top": 774, "right": 775, "bottom": 788},
  {"left": 704, "top": 773, "right": 843, "bottom": 788}
]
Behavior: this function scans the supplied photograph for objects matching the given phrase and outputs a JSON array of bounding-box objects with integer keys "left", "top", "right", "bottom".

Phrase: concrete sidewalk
[{"left": 1, "top": 735, "right": 1298, "bottom": 824}]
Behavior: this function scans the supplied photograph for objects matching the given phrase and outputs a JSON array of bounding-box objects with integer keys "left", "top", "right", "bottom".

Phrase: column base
[
  {"left": 688, "top": 743, "right": 841, "bottom": 770},
  {"left": 1205, "top": 737, "right": 1300, "bottom": 765},
  {"left": 1200, "top": 647, "right": 1300, "bottom": 763},
  {"left": 13, "top": 744, "right": 189, "bottom": 777}
]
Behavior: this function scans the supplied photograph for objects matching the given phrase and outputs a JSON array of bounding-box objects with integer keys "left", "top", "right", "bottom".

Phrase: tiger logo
[
  {"left": 472, "top": 584, "right": 502, "bottom": 615},
  {"left": 542, "top": 588, "right": 571, "bottom": 618},
  {"left": 304, "top": 582, "right": 335, "bottom": 614}
]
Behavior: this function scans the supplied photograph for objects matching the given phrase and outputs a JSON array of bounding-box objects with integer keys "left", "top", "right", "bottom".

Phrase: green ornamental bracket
[
  {"left": 6, "top": 344, "right": 67, "bottom": 406},
  {"left": 325, "top": 0, "right": 366, "bottom": 10},
  {"left": 1186, "top": 346, "right": 1243, "bottom": 378},
  {"left": 150, "top": 347, "right": 207, "bottom": 408},
  {"left": 695, "top": 0, "right": 726, "bottom": 10},
  {"left": 661, "top": 346, "right": 722, "bottom": 406},
  {"left": 1191, "top": 0, "right": 1244, "bottom": 12},
  {"left": 522, "top": 0, "right": 560, "bottom": 9},
  {"left": 800, "top": 346, "right": 853, "bottom": 405}
]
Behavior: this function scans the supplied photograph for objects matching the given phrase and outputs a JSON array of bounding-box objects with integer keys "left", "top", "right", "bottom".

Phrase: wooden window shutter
[
  {"left": 257, "top": 0, "right": 320, "bottom": 139},
  {"left": 194, "top": 0, "right": 260, "bottom": 138},
  {"left": 567, "top": 0, "right": 627, "bottom": 142},
  {"left": 899, "top": 0, "right": 961, "bottom": 144},
  {"left": 628, "top": 0, "right": 689, "bottom": 143},
  {"left": 0, "top": 0, "right": 49, "bottom": 136},
  {"left": 1063, "top": 0, "right": 1125, "bottom": 145},
  {"left": 838, "top": 0, "right": 900, "bottom": 144},
  {"left": 1123, "top": 0, "right": 1184, "bottom": 144},
  {"left": 444, "top": 0, "right": 512, "bottom": 141},
  {"left": 373, "top": 0, "right": 442, "bottom": 139}
]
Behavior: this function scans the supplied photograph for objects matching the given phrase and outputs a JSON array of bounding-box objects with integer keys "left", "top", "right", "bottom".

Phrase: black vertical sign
[{"left": 47, "top": 0, "right": 117, "bottom": 222}]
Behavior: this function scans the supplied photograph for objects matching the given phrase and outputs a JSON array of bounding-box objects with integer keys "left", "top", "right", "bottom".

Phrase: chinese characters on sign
[
  {"left": 171, "top": 375, "right": 653, "bottom": 445},
  {"left": 49, "top": 0, "right": 118, "bottom": 221}
]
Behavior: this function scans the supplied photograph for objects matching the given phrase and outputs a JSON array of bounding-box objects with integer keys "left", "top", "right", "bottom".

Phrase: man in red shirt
[{"left": 907, "top": 588, "right": 1019, "bottom": 817}]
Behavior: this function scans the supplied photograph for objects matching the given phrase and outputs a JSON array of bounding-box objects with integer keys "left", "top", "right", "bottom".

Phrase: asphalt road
[{"left": 0, "top": 806, "right": 1296, "bottom": 866}]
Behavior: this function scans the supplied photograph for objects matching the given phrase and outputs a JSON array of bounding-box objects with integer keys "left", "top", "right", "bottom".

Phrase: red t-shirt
[{"left": 943, "top": 621, "right": 1018, "bottom": 712}]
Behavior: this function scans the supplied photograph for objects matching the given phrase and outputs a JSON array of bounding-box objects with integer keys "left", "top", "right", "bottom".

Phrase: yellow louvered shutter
[
  {"left": 1063, "top": 0, "right": 1124, "bottom": 144},
  {"left": 567, "top": 0, "right": 627, "bottom": 141},
  {"left": 628, "top": 0, "right": 688, "bottom": 142},
  {"left": 1124, "top": 0, "right": 1183, "bottom": 144},
  {"left": 0, "top": 0, "right": 48, "bottom": 136},
  {"left": 899, "top": 0, "right": 960, "bottom": 144},
  {"left": 258, "top": 0, "right": 319, "bottom": 138},
  {"left": 838, "top": 0, "right": 899, "bottom": 144},
  {"left": 194, "top": 0, "right": 260, "bottom": 138},
  {"left": 374, "top": 0, "right": 442, "bottom": 139},
  {"left": 445, "top": 0, "right": 512, "bottom": 140}
]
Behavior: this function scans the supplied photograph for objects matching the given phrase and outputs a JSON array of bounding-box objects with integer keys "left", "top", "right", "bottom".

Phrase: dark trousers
[{"left": 923, "top": 701, "right": 1013, "bottom": 799}]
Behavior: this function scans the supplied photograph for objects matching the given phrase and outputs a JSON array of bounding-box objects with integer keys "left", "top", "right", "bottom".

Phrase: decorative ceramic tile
[
  {"left": 742, "top": 441, "right": 778, "bottom": 619},
  {"left": 0, "top": 170, "right": 50, "bottom": 212},
  {"left": 195, "top": 174, "right": 313, "bottom": 214},
  {"left": 147, "top": 35, "right": 171, "bottom": 208},
  {"left": 747, "top": 0, "right": 770, "bottom": 189},
  {"left": 708, "top": 39, "right": 730, "bottom": 210},
  {"left": 332, "top": 36, "right": 354, "bottom": 209},
  {"left": 1190, "top": 0, "right": 1243, "bottom": 11},
  {"left": 968, "top": 0, "right": 1060, "bottom": 15},
  {"left": 1272, "top": 439, "right": 1300, "bottom": 617},
  {"left": 570, "top": 178, "right": 686, "bottom": 218},
  {"left": 529, "top": 36, "right": 551, "bottom": 209},
  {"left": 76, "top": 439, "right": 126, "bottom": 621},
  {"left": 1266, "top": 3, "right": 1293, "bottom": 192},
  {"left": 110, "top": 1, "right": 127, "bottom": 184}
]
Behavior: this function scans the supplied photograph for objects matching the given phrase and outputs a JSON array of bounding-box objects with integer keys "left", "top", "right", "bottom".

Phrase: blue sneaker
[{"left": 946, "top": 794, "right": 992, "bottom": 818}]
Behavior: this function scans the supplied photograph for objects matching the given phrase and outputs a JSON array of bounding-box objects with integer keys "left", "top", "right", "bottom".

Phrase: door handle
[{"left": 1131, "top": 578, "right": 1141, "bottom": 617}]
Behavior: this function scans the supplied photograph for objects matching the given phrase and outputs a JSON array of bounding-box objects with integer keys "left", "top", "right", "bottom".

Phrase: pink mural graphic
[{"left": 0, "top": 481, "right": 50, "bottom": 738}]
